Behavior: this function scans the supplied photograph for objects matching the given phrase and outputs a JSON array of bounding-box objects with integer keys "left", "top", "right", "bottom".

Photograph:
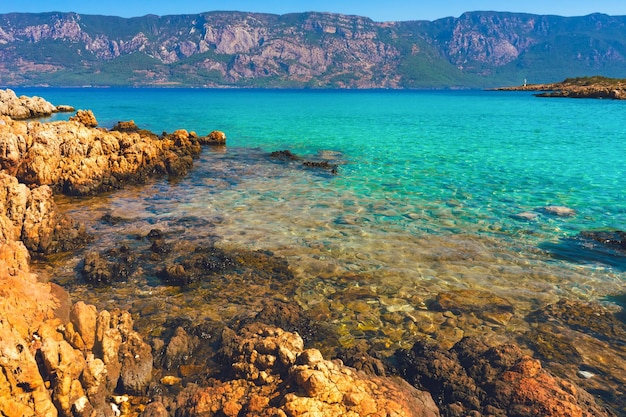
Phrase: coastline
[
  {"left": 0, "top": 89, "right": 624, "bottom": 416},
  {"left": 492, "top": 76, "right": 626, "bottom": 99}
]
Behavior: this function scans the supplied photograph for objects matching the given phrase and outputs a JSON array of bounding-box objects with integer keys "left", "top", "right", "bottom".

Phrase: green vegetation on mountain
[{"left": 0, "top": 11, "right": 625, "bottom": 88}]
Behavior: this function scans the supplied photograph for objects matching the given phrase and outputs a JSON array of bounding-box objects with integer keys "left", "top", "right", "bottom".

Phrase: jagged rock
[
  {"left": 119, "top": 331, "right": 153, "bottom": 395},
  {"left": 0, "top": 172, "right": 89, "bottom": 254},
  {"left": 197, "top": 130, "right": 226, "bottom": 145},
  {"left": 163, "top": 327, "right": 198, "bottom": 370},
  {"left": 69, "top": 109, "right": 98, "bottom": 127},
  {"left": 174, "top": 323, "right": 439, "bottom": 417},
  {"left": 395, "top": 336, "right": 614, "bottom": 417},
  {"left": 70, "top": 301, "right": 98, "bottom": 351},
  {"left": 0, "top": 116, "right": 213, "bottom": 196},
  {"left": 0, "top": 88, "right": 57, "bottom": 119}
]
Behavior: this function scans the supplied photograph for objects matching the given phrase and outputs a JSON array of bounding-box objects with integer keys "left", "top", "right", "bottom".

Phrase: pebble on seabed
[{"left": 577, "top": 370, "right": 595, "bottom": 379}]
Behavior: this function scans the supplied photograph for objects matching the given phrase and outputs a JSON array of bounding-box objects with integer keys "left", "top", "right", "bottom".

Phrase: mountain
[{"left": 1, "top": 11, "right": 625, "bottom": 88}]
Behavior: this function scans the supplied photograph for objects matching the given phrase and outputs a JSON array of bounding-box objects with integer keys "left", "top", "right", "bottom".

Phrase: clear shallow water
[{"left": 22, "top": 88, "right": 626, "bottom": 350}]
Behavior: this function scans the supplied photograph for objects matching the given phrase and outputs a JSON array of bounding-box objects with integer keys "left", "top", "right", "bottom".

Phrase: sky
[{"left": 1, "top": 0, "right": 626, "bottom": 22}]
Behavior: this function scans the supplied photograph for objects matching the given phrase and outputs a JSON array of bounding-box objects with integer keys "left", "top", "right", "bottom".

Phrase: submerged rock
[
  {"left": 270, "top": 149, "right": 339, "bottom": 174},
  {"left": 526, "top": 299, "right": 626, "bottom": 415},
  {"left": 541, "top": 230, "right": 626, "bottom": 270}
]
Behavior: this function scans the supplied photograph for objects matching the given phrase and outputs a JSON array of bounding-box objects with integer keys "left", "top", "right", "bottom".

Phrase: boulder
[
  {"left": 174, "top": 323, "right": 440, "bottom": 417},
  {"left": 69, "top": 109, "right": 98, "bottom": 127},
  {"left": 0, "top": 88, "right": 57, "bottom": 119},
  {"left": 395, "top": 336, "right": 614, "bottom": 417}
]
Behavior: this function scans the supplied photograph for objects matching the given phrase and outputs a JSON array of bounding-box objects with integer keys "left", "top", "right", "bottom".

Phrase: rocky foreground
[
  {"left": 0, "top": 90, "right": 623, "bottom": 416},
  {"left": 493, "top": 76, "right": 626, "bottom": 99}
]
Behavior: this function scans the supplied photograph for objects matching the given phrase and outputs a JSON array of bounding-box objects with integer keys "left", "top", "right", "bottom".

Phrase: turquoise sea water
[{"left": 20, "top": 88, "right": 626, "bottom": 349}]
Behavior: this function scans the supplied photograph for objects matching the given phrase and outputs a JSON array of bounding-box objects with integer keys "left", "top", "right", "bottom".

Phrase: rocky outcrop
[
  {"left": 0, "top": 113, "right": 223, "bottom": 196},
  {"left": 0, "top": 172, "right": 88, "bottom": 253},
  {"left": 0, "top": 88, "right": 57, "bottom": 119},
  {"left": 172, "top": 323, "right": 440, "bottom": 417},
  {"left": 395, "top": 336, "right": 615, "bottom": 417},
  {"left": 495, "top": 76, "right": 626, "bottom": 100}
]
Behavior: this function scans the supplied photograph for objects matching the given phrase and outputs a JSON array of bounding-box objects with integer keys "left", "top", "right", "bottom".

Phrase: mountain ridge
[{"left": 1, "top": 10, "right": 625, "bottom": 88}]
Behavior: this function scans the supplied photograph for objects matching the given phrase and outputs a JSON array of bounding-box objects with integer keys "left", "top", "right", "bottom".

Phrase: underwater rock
[
  {"left": 431, "top": 289, "right": 515, "bottom": 326},
  {"left": 538, "top": 205, "right": 576, "bottom": 217},
  {"left": 578, "top": 230, "right": 626, "bottom": 253},
  {"left": 270, "top": 149, "right": 339, "bottom": 174},
  {"left": 395, "top": 336, "right": 614, "bottom": 417},
  {"left": 541, "top": 230, "right": 626, "bottom": 270},
  {"left": 511, "top": 210, "right": 539, "bottom": 221},
  {"left": 526, "top": 299, "right": 626, "bottom": 415}
]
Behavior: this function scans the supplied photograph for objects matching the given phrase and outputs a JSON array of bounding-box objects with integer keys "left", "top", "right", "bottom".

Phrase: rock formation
[
  {"left": 0, "top": 109, "right": 224, "bottom": 196},
  {"left": 172, "top": 323, "right": 440, "bottom": 417},
  {"left": 395, "top": 336, "right": 615, "bottom": 417},
  {"left": 0, "top": 88, "right": 57, "bottom": 119}
]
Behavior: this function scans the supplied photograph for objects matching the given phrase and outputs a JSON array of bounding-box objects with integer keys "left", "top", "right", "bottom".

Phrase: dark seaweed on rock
[
  {"left": 270, "top": 149, "right": 339, "bottom": 174},
  {"left": 540, "top": 230, "right": 626, "bottom": 271}
]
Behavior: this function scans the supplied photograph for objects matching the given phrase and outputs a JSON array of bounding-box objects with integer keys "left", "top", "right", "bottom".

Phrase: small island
[{"left": 494, "top": 76, "right": 626, "bottom": 99}]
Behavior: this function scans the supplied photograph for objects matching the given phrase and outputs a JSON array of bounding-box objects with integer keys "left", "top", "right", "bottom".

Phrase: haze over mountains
[{"left": 1, "top": 10, "right": 625, "bottom": 88}]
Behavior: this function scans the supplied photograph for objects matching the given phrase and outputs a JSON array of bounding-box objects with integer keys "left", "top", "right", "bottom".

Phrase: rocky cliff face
[{"left": 1, "top": 11, "right": 625, "bottom": 87}]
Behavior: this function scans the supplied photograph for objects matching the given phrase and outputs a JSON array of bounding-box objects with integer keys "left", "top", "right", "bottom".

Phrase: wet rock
[
  {"left": 270, "top": 149, "right": 301, "bottom": 161},
  {"left": 81, "top": 252, "right": 114, "bottom": 285},
  {"left": 302, "top": 160, "right": 338, "bottom": 174},
  {"left": 163, "top": 327, "right": 199, "bottom": 370},
  {"left": 240, "top": 300, "right": 337, "bottom": 348},
  {"left": 526, "top": 299, "right": 626, "bottom": 414},
  {"left": 69, "top": 109, "right": 98, "bottom": 127},
  {"left": 336, "top": 344, "right": 388, "bottom": 377},
  {"left": 197, "top": 130, "right": 226, "bottom": 145},
  {"left": 270, "top": 149, "right": 339, "bottom": 174},
  {"left": 395, "top": 336, "right": 614, "bottom": 417},
  {"left": 119, "top": 331, "right": 153, "bottom": 395},
  {"left": 112, "top": 120, "right": 140, "bottom": 132},
  {"left": 81, "top": 246, "right": 136, "bottom": 285},
  {"left": 141, "top": 401, "right": 169, "bottom": 417}
]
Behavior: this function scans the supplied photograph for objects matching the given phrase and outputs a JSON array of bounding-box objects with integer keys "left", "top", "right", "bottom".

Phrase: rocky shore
[
  {"left": 493, "top": 76, "right": 626, "bottom": 99},
  {"left": 1, "top": 89, "right": 624, "bottom": 416}
]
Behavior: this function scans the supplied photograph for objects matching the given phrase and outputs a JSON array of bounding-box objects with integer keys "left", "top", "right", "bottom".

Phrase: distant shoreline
[{"left": 492, "top": 75, "right": 626, "bottom": 99}]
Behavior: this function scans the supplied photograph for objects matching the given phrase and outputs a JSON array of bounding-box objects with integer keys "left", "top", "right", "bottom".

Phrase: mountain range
[{"left": 1, "top": 11, "right": 625, "bottom": 88}]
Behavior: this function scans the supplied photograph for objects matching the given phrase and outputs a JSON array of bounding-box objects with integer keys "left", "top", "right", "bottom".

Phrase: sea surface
[{"left": 19, "top": 87, "right": 626, "bottom": 352}]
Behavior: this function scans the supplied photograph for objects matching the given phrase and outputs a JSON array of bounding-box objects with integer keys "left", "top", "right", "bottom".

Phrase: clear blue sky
[{"left": 1, "top": 0, "right": 626, "bottom": 22}]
